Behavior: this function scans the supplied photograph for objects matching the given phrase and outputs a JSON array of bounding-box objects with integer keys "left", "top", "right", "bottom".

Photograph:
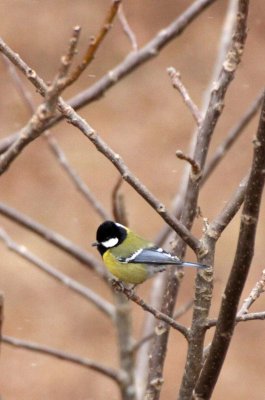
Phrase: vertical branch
[
  {"left": 0, "top": 293, "right": 3, "bottom": 354},
  {"left": 145, "top": 1, "right": 250, "bottom": 399},
  {"left": 195, "top": 90, "right": 265, "bottom": 399},
  {"left": 111, "top": 179, "right": 136, "bottom": 400},
  {"left": 177, "top": 2, "right": 249, "bottom": 398}
]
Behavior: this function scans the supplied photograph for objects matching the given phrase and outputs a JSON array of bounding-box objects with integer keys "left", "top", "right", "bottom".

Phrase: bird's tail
[{"left": 181, "top": 261, "right": 208, "bottom": 269}]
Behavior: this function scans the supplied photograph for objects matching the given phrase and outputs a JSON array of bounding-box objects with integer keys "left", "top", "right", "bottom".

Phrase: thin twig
[
  {"left": 206, "top": 311, "right": 265, "bottom": 329},
  {"left": 0, "top": 228, "right": 114, "bottom": 318},
  {"left": 64, "top": 0, "right": 121, "bottom": 87},
  {"left": 46, "top": 133, "right": 110, "bottom": 220},
  {"left": 204, "top": 173, "right": 249, "bottom": 242},
  {"left": 2, "top": 335, "right": 125, "bottom": 384},
  {"left": 203, "top": 91, "right": 264, "bottom": 183},
  {"left": 118, "top": 4, "right": 138, "bottom": 51},
  {"left": 0, "top": 202, "right": 107, "bottom": 280},
  {"left": 237, "top": 269, "right": 265, "bottom": 316},
  {"left": 112, "top": 176, "right": 128, "bottom": 226},
  {"left": 168, "top": 67, "right": 202, "bottom": 126},
  {"left": 176, "top": 150, "right": 201, "bottom": 179}
]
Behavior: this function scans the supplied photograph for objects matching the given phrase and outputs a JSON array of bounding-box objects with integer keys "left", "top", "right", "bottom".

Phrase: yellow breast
[{"left": 103, "top": 251, "right": 148, "bottom": 284}]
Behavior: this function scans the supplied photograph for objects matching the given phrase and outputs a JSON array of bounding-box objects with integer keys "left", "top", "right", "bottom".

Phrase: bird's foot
[{"left": 110, "top": 278, "right": 125, "bottom": 293}]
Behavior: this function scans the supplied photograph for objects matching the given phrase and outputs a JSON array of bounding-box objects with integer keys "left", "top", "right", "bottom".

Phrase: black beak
[{"left": 91, "top": 241, "right": 99, "bottom": 247}]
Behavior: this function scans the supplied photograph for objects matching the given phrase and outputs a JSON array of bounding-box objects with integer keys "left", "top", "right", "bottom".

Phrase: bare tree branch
[
  {"left": 206, "top": 173, "right": 249, "bottom": 240},
  {"left": 114, "top": 293, "right": 136, "bottom": 400},
  {"left": 238, "top": 269, "right": 265, "bottom": 316},
  {"left": 112, "top": 176, "right": 128, "bottom": 226},
  {"left": 0, "top": 39, "right": 200, "bottom": 252},
  {"left": 0, "top": 228, "right": 114, "bottom": 318},
  {"left": 145, "top": 1, "right": 250, "bottom": 398},
  {"left": 118, "top": 4, "right": 138, "bottom": 51},
  {"left": 195, "top": 88, "right": 265, "bottom": 399},
  {"left": 2, "top": 335, "right": 125, "bottom": 384},
  {"left": 176, "top": 150, "right": 201, "bottom": 179},
  {"left": 0, "top": 292, "right": 3, "bottom": 355},
  {"left": 64, "top": 0, "right": 121, "bottom": 88},
  {"left": 168, "top": 67, "right": 202, "bottom": 126},
  {"left": 203, "top": 91, "right": 264, "bottom": 183},
  {"left": 132, "top": 299, "right": 193, "bottom": 353},
  {"left": 0, "top": 27, "right": 81, "bottom": 175},
  {"left": 111, "top": 177, "right": 136, "bottom": 400},
  {"left": 0, "top": 202, "right": 107, "bottom": 280},
  {"left": 2, "top": 54, "right": 110, "bottom": 221},
  {"left": 0, "top": 0, "right": 218, "bottom": 155},
  {"left": 112, "top": 282, "right": 189, "bottom": 339}
]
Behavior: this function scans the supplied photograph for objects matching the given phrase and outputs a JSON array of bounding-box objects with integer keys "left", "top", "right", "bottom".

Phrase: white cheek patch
[
  {"left": 115, "top": 222, "right": 126, "bottom": 229},
  {"left": 102, "top": 237, "right": 119, "bottom": 248}
]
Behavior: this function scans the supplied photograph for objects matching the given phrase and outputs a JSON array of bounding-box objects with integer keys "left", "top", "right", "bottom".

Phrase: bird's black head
[{"left": 93, "top": 220, "right": 127, "bottom": 255}]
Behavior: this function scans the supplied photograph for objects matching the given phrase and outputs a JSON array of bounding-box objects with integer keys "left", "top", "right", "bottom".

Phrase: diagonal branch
[
  {"left": 195, "top": 89, "right": 265, "bottom": 399},
  {"left": 112, "top": 283, "right": 189, "bottom": 339},
  {"left": 64, "top": 0, "right": 121, "bottom": 87},
  {"left": 2, "top": 54, "right": 110, "bottom": 221},
  {"left": 0, "top": 202, "right": 107, "bottom": 280},
  {"left": 0, "top": 40, "right": 200, "bottom": 252},
  {"left": 2, "top": 335, "right": 125, "bottom": 384},
  {"left": 0, "top": 27, "right": 80, "bottom": 175},
  {"left": 168, "top": 67, "right": 202, "bottom": 126},
  {"left": 203, "top": 91, "right": 264, "bottom": 183},
  {"left": 0, "top": 228, "right": 114, "bottom": 318}
]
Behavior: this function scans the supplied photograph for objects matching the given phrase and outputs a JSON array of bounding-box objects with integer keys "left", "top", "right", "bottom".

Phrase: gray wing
[{"left": 118, "top": 247, "right": 182, "bottom": 265}]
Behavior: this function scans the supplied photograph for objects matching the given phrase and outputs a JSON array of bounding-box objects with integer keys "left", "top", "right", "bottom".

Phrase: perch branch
[{"left": 112, "top": 283, "right": 189, "bottom": 339}]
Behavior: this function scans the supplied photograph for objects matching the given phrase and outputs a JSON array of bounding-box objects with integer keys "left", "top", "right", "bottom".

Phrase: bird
[{"left": 92, "top": 220, "right": 208, "bottom": 285}]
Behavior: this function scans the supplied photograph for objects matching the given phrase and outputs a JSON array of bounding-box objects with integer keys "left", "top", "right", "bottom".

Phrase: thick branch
[
  {"left": 178, "top": 2, "right": 250, "bottom": 398},
  {"left": 195, "top": 89, "right": 265, "bottom": 399}
]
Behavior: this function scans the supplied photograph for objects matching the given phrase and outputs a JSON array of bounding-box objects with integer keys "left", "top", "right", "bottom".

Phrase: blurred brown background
[{"left": 0, "top": 1, "right": 265, "bottom": 399}]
